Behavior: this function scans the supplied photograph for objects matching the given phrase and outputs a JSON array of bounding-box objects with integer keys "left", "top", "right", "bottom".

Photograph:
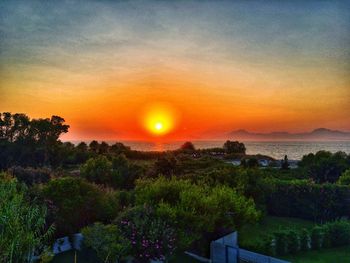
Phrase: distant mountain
[{"left": 227, "top": 128, "right": 350, "bottom": 141}]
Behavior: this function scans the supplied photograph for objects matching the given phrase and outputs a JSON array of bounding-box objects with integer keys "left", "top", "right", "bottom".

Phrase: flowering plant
[{"left": 118, "top": 206, "right": 176, "bottom": 262}]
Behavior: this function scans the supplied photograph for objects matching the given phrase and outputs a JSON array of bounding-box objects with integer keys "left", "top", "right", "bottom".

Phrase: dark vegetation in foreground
[{"left": 1, "top": 112, "right": 350, "bottom": 263}]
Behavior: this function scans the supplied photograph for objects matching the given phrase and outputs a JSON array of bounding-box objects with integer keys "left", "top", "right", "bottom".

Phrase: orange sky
[{"left": 1, "top": 1, "right": 349, "bottom": 141}]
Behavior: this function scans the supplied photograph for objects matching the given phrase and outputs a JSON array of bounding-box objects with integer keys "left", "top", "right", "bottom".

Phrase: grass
[
  {"left": 282, "top": 246, "right": 350, "bottom": 263},
  {"left": 52, "top": 250, "right": 100, "bottom": 263},
  {"left": 239, "top": 216, "right": 350, "bottom": 262},
  {"left": 52, "top": 250, "right": 199, "bottom": 263},
  {"left": 239, "top": 216, "right": 315, "bottom": 250}
]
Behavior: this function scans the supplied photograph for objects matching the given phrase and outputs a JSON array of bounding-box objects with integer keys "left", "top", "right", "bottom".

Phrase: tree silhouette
[
  {"left": 180, "top": 141, "right": 195, "bottom": 152},
  {"left": 223, "top": 140, "right": 246, "bottom": 154}
]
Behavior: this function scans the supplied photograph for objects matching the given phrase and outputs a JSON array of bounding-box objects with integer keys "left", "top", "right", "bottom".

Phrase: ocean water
[{"left": 118, "top": 140, "right": 350, "bottom": 160}]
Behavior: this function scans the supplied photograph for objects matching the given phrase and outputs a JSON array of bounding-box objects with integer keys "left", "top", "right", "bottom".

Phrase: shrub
[
  {"left": 0, "top": 173, "right": 54, "bottom": 262},
  {"left": 266, "top": 179, "right": 350, "bottom": 222},
  {"left": 42, "top": 177, "right": 118, "bottom": 236},
  {"left": 300, "top": 228, "right": 310, "bottom": 251},
  {"left": 82, "top": 223, "right": 131, "bottom": 263},
  {"left": 311, "top": 226, "right": 324, "bottom": 249},
  {"left": 39, "top": 247, "right": 54, "bottom": 263},
  {"left": 325, "top": 220, "right": 350, "bottom": 247},
  {"left": 338, "top": 169, "right": 350, "bottom": 185},
  {"left": 9, "top": 166, "right": 51, "bottom": 186},
  {"left": 80, "top": 156, "right": 112, "bottom": 185},
  {"left": 274, "top": 231, "right": 288, "bottom": 255},
  {"left": 299, "top": 151, "right": 349, "bottom": 183},
  {"left": 135, "top": 177, "right": 260, "bottom": 247},
  {"left": 117, "top": 206, "right": 176, "bottom": 262},
  {"left": 286, "top": 230, "right": 300, "bottom": 254}
]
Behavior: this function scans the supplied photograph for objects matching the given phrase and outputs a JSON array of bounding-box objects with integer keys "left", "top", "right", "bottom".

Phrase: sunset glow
[
  {"left": 142, "top": 103, "right": 179, "bottom": 137},
  {"left": 0, "top": 1, "right": 349, "bottom": 141}
]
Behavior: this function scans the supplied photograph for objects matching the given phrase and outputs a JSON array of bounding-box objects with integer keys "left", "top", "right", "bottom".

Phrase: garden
[{"left": 1, "top": 113, "right": 350, "bottom": 263}]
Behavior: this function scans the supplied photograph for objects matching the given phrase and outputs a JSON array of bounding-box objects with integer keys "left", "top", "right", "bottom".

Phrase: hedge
[
  {"left": 265, "top": 180, "right": 350, "bottom": 222},
  {"left": 249, "top": 220, "right": 350, "bottom": 256}
]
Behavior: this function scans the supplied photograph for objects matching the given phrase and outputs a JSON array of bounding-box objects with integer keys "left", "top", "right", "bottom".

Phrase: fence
[
  {"left": 210, "top": 232, "right": 290, "bottom": 263},
  {"left": 237, "top": 248, "right": 289, "bottom": 263}
]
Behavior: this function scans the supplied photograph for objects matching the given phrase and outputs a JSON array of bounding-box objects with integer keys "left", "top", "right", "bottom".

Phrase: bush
[
  {"left": 0, "top": 173, "right": 54, "bottom": 262},
  {"left": 9, "top": 166, "right": 51, "bottom": 186},
  {"left": 81, "top": 155, "right": 143, "bottom": 189},
  {"left": 299, "top": 151, "right": 349, "bottom": 183},
  {"left": 286, "top": 230, "right": 300, "bottom": 254},
  {"left": 135, "top": 177, "right": 260, "bottom": 252},
  {"left": 324, "top": 220, "right": 350, "bottom": 247},
  {"left": 117, "top": 206, "right": 176, "bottom": 262},
  {"left": 274, "top": 231, "right": 288, "bottom": 255},
  {"left": 82, "top": 223, "right": 131, "bottom": 263},
  {"left": 80, "top": 156, "right": 112, "bottom": 186},
  {"left": 338, "top": 169, "right": 350, "bottom": 185},
  {"left": 39, "top": 247, "right": 54, "bottom": 263},
  {"left": 42, "top": 177, "right": 119, "bottom": 236},
  {"left": 266, "top": 179, "right": 350, "bottom": 222},
  {"left": 311, "top": 226, "right": 324, "bottom": 250},
  {"left": 300, "top": 228, "right": 310, "bottom": 251}
]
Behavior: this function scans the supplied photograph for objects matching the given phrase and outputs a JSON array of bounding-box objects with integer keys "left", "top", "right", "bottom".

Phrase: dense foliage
[
  {"left": 2, "top": 113, "right": 350, "bottom": 261},
  {"left": 0, "top": 173, "right": 53, "bottom": 263},
  {"left": 265, "top": 179, "right": 350, "bottom": 222},
  {"left": 0, "top": 113, "right": 69, "bottom": 168},
  {"left": 299, "top": 151, "right": 350, "bottom": 183},
  {"left": 265, "top": 220, "right": 350, "bottom": 256},
  {"left": 118, "top": 206, "right": 177, "bottom": 262},
  {"left": 80, "top": 155, "right": 143, "bottom": 189},
  {"left": 41, "top": 177, "right": 120, "bottom": 236},
  {"left": 82, "top": 223, "right": 131, "bottom": 263},
  {"left": 338, "top": 169, "right": 350, "bottom": 185},
  {"left": 135, "top": 177, "right": 260, "bottom": 249}
]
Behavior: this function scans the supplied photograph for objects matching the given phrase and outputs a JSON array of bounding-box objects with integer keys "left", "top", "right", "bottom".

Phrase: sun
[
  {"left": 147, "top": 114, "right": 171, "bottom": 135},
  {"left": 155, "top": 122, "right": 163, "bottom": 131},
  {"left": 142, "top": 103, "right": 179, "bottom": 136}
]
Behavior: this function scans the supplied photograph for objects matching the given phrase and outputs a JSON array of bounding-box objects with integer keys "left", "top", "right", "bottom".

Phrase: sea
[{"left": 114, "top": 140, "right": 350, "bottom": 160}]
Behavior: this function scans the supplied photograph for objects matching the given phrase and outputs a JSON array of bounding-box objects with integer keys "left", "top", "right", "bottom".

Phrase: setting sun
[
  {"left": 155, "top": 122, "right": 163, "bottom": 131},
  {"left": 142, "top": 103, "right": 179, "bottom": 136}
]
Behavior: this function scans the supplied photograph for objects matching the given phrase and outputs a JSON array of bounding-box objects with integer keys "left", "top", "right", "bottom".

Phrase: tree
[
  {"left": 9, "top": 166, "right": 51, "bottom": 186},
  {"left": 111, "top": 154, "right": 143, "bottom": 190},
  {"left": 80, "top": 156, "right": 113, "bottom": 186},
  {"left": 89, "top": 140, "right": 99, "bottom": 153},
  {"left": 338, "top": 169, "right": 350, "bottom": 185},
  {"left": 76, "top": 142, "right": 88, "bottom": 152},
  {"left": 281, "top": 155, "right": 290, "bottom": 170},
  {"left": 152, "top": 155, "right": 178, "bottom": 177},
  {"left": 75, "top": 142, "right": 89, "bottom": 163},
  {"left": 180, "top": 141, "right": 195, "bottom": 152},
  {"left": 0, "top": 113, "right": 69, "bottom": 167},
  {"left": 41, "top": 177, "right": 112, "bottom": 235},
  {"left": 82, "top": 223, "right": 131, "bottom": 263},
  {"left": 135, "top": 177, "right": 260, "bottom": 247},
  {"left": 299, "top": 151, "right": 349, "bottom": 183},
  {"left": 223, "top": 140, "right": 246, "bottom": 154},
  {"left": 0, "top": 173, "right": 54, "bottom": 263},
  {"left": 99, "top": 141, "right": 109, "bottom": 154},
  {"left": 110, "top": 142, "right": 130, "bottom": 154}
]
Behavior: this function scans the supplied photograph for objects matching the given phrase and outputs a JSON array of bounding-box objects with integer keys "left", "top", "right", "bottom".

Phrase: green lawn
[
  {"left": 52, "top": 250, "right": 199, "bottom": 263},
  {"left": 239, "top": 216, "right": 350, "bottom": 262},
  {"left": 282, "top": 246, "right": 350, "bottom": 263},
  {"left": 239, "top": 216, "right": 315, "bottom": 250}
]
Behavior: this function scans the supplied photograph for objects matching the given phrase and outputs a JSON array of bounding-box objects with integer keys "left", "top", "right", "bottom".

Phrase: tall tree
[{"left": 223, "top": 140, "right": 246, "bottom": 154}]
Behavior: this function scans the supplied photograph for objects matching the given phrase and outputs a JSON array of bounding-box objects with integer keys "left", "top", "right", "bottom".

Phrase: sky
[{"left": 1, "top": 0, "right": 349, "bottom": 141}]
